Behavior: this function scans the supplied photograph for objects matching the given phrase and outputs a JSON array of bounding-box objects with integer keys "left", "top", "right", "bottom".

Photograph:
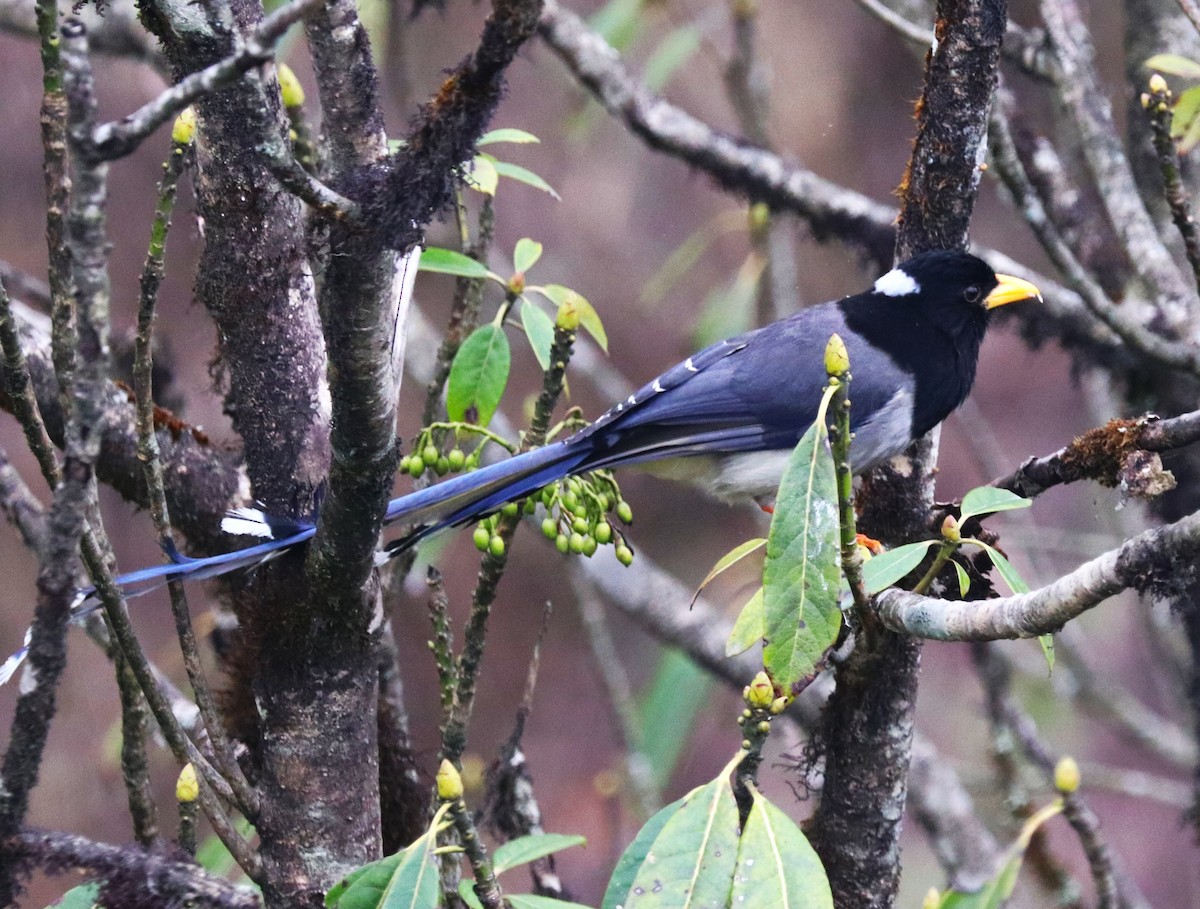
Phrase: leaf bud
[
  {"left": 1054, "top": 755, "right": 1080, "bottom": 793},
  {"left": 744, "top": 671, "right": 774, "bottom": 709},
  {"left": 556, "top": 298, "right": 580, "bottom": 330},
  {"left": 277, "top": 63, "right": 306, "bottom": 108},
  {"left": 824, "top": 333, "right": 850, "bottom": 377},
  {"left": 172, "top": 107, "right": 197, "bottom": 146},
  {"left": 941, "top": 514, "right": 961, "bottom": 544},
  {"left": 436, "top": 759, "right": 464, "bottom": 801},
  {"left": 176, "top": 763, "right": 199, "bottom": 803}
]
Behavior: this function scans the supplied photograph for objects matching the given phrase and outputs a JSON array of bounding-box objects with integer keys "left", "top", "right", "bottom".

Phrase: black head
[{"left": 839, "top": 249, "right": 1040, "bottom": 437}]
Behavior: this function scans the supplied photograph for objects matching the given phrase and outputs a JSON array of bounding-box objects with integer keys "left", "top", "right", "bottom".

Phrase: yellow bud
[
  {"left": 941, "top": 514, "right": 961, "bottom": 544},
  {"left": 748, "top": 201, "right": 770, "bottom": 231},
  {"left": 176, "top": 763, "right": 199, "bottom": 803},
  {"left": 437, "top": 759, "right": 464, "bottom": 801},
  {"left": 278, "top": 63, "right": 306, "bottom": 108},
  {"left": 1054, "top": 756, "right": 1080, "bottom": 793},
  {"left": 1149, "top": 73, "right": 1169, "bottom": 95},
  {"left": 556, "top": 298, "right": 580, "bottom": 331},
  {"left": 769, "top": 696, "right": 790, "bottom": 715},
  {"left": 744, "top": 671, "right": 774, "bottom": 709},
  {"left": 922, "top": 887, "right": 941, "bottom": 909},
  {"left": 507, "top": 272, "right": 527, "bottom": 296},
  {"left": 1141, "top": 92, "right": 1152, "bottom": 109},
  {"left": 172, "top": 107, "right": 196, "bottom": 146},
  {"left": 824, "top": 333, "right": 850, "bottom": 377}
]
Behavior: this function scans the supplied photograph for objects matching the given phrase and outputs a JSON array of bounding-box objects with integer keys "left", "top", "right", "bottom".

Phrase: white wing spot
[
  {"left": 874, "top": 268, "right": 921, "bottom": 297},
  {"left": 652, "top": 379, "right": 664, "bottom": 393},
  {"left": 685, "top": 358, "right": 698, "bottom": 372},
  {"left": 626, "top": 394, "right": 637, "bottom": 405}
]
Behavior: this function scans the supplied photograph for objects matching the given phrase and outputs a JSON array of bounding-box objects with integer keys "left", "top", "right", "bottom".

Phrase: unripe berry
[
  {"left": 595, "top": 521, "right": 612, "bottom": 544},
  {"left": 555, "top": 533, "right": 570, "bottom": 554},
  {"left": 615, "top": 545, "right": 634, "bottom": 566},
  {"left": 408, "top": 456, "right": 425, "bottom": 477},
  {"left": 435, "top": 456, "right": 450, "bottom": 476},
  {"left": 542, "top": 518, "right": 558, "bottom": 539},
  {"left": 569, "top": 532, "right": 585, "bottom": 554},
  {"left": 489, "top": 535, "right": 506, "bottom": 558},
  {"left": 501, "top": 501, "right": 520, "bottom": 517},
  {"left": 616, "top": 501, "right": 634, "bottom": 524},
  {"left": 423, "top": 444, "right": 439, "bottom": 465},
  {"left": 448, "top": 449, "right": 466, "bottom": 470},
  {"left": 583, "top": 536, "right": 598, "bottom": 557},
  {"left": 473, "top": 526, "right": 490, "bottom": 551}
]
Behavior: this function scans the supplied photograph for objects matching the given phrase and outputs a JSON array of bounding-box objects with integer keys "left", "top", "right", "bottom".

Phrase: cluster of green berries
[
  {"left": 536, "top": 474, "right": 634, "bottom": 565},
  {"left": 399, "top": 430, "right": 484, "bottom": 480}
]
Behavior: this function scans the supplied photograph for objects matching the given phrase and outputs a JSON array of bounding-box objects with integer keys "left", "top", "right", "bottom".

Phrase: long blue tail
[{"left": 1, "top": 439, "right": 590, "bottom": 685}]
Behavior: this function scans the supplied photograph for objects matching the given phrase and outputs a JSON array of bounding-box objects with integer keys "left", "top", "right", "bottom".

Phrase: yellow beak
[{"left": 986, "top": 273, "right": 1042, "bottom": 309}]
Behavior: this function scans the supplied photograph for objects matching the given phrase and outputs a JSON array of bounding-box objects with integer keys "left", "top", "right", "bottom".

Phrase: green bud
[
  {"left": 582, "top": 536, "right": 598, "bottom": 557},
  {"left": 615, "top": 545, "right": 634, "bottom": 566},
  {"left": 489, "top": 535, "right": 506, "bottom": 558},
  {"left": 423, "top": 444, "right": 439, "bottom": 465},
  {"left": 435, "top": 456, "right": 450, "bottom": 476},
  {"left": 1054, "top": 756, "right": 1080, "bottom": 794},
  {"left": 555, "top": 533, "right": 570, "bottom": 554},
  {"left": 562, "top": 490, "right": 578, "bottom": 510},
  {"left": 744, "top": 671, "right": 774, "bottom": 709},
  {"left": 436, "top": 759, "right": 464, "bottom": 801},
  {"left": 572, "top": 516, "right": 589, "bottom": 535},
  {"left": 616, "top": 501, "right": 633, "bottom": 524},
  {"left": 757, "top": 720, "right": 770, "bottom": 734},
  {"left": 448, "top": 449, "right": 466, "bottom": 470},
  {"left": 594, "top": 521, "right": 612, "bottom": 544},
  {"left": 824, "top": 333, "right": 850, "bottom": 377},
  {"left": 400, "top": 455, "right": 411, "bottom": 473},
  {"left": 277, "top": 63, "right": 306, "bottom": 108},
  {"left": 176, "top": 763, "right": 199, "bottom": 803},
  {"left": 941, "top": 514, "right": 961, "bottom": 544},
  {"left": 501, "top": 501, "right": 520, "bottom": 517},
  {"left": 769, "top": 696, "right": 790, "bottom": 715},
  {"left": 473, "top": 526, "right": 490, "bottom": 551},
  {"left": 568, "top": 532, "right": 585, "bottom": 554},
  {"left": 409, "top": 456, "right": 425, "bottom": 478},
  {"left": 172, "top": 107, "right": 197, "bottom": 146},
  {"left": 523, "top": 498, "right": 537, "bottom": 514},
  {"left": 542, "top": 518, "right": 558, "bottom": 539},
  {"left": 542, "top": 487, "right": 555, "bottom": 506}
]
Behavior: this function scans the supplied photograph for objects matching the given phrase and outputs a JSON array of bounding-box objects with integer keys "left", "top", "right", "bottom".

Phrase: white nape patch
[
  {"left": 874, "top": 268, "right": 921, "bottom": 298},
  {"left": 222, "top": 508, "right": 275, "bottom": 539}
]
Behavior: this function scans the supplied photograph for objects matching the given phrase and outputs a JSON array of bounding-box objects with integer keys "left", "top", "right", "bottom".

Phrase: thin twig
[{"left": 1143, "top": 77, "right": 1200, "bottom": 294}]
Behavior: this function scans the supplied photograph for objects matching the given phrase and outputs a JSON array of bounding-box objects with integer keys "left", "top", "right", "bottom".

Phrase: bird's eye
[{"left": 964, "top": 285, "right": 982, "bottom": 304}]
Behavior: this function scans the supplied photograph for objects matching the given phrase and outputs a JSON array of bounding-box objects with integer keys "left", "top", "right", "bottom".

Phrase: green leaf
[
  {"left": 725, "top": 587, "right": 764, "bottom": 657},
  {"left": 51, "top": 884, "right": 101, "bottom": 909},
  {"left": 419, "top": 247, "right": 492, "bottom": 280},
  {"left": 1145, "top": 53, "right": 1200, "bottom": 79},
  {"left": 507, "top": 896, "right": 594, "bottom": 909},
  {"left": 589, "top": 0, "right": 643, "bottom": 49},
  {"left": 513, "top": 238, "right": 544, "bottom": 274},
  {"left": 1174, "top": 85, "right": 1200, "bottom": 152},
  {"left": 637, "top": 650, "right": 713, "bottom": 791},
  {"left": 958, "top": 487, "right": 1032, "bottom": 524},
  {"left": 691, "top": 252, "right": 763, "bottom": 348},
  {"left": 479, "top": 128, "right": 541, "bottom": 146},
  {"left": 692, "top": 538, "right": 767, "bottom": 607},
  {"left": 457, "top": 882, "right": 484, "bottom": 909},
  {"left": 537, "top": 285, "right": 608, "bottom": 352},
  {"left": 939, "top": 800, "right": 1063, "bottom": 909},
  {"left": 465, "top": 155, "right": 499, "bottom": 195},
  {"left": 601, "top": 798, "right": 683, "bottom": 909},
  {"left": 602, "top": 763, "right": 740, "bottom": 908},
  {"left": 493, "top": 833, "right": 587, "bottom": 874},
  {"left": 860, "top": 540, "right": 937, "bottom": 595},
  {"left": 966, "top": 539, "right": 1029, "bottom": 595},
  {"left": 520, "top": 301, "right": 556, "bottom": 372},
  {"left": 952, "top": 560, "right": 972, "bottom": 597},
  {"left": 762, "top": 391, "right": 843, "bottom": 694},
  {"left": 447, "top": 324, "right": 512, "bottom": 427},
  {"left": 490, "top": 158, "right": 562, "bottom": 200},
  {"left": 644, "top": 24, "right": 702, "bottom": 91},
  {"left": 730, "top": 788, "right": 833, "bottom": 909},
  {"left": 324, "top": 840, "right": 440, "bottom": 909},
  {"left": 1038, "top": 633, "right": 1056, "bottom": 674}
]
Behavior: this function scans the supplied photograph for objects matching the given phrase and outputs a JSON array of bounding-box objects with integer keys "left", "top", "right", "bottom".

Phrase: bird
[{"left": 0, "top": 249, "right": 1039, "bottom": 684}]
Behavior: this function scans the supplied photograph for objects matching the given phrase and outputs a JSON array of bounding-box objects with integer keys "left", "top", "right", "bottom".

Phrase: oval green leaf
[
  {"left": 506, "top": 896, "right": 594, "bottom": 909},
  {"left": 520, "top": 301, "right": 555, "bottom": 372},
  {"left": 490, "top": 158, "right": 562, "bottom": 200},
  {"left": 493, "top": 833, "right": 587, "bottom": 875},
  {"left": 601, "top": 798, "right": 685, "bottom": 909},
  {"left": 958, "top": 487, "right": 1032, "bottom": 524},
  {"left": 479, "top": 127, "right": 541, "bottom": 146},
  {"left": 730, "top": 788, "right": 833, "bottom": 909},
  {"left": 861, "top": 540, "right": 938, "bottom": 595},
  {"left": 419, "top": 246, "right": 492, "bottom": 280},
  {"left": 762, "top": 404, "right": 843, "bottom": 694},
  {"left": 539, "top": 284, "right": 607, "bottom": 352},
  {"left": 465, "top": 155, "right": 499, "bottom": 195},
  {"left": 1145, "top": 53, "right": 1200, "bottom": 79},
  {"left": 692, "top": 538, "right": 767, "bottom": 607},
  {"left": 952, "top": 560, "right": 972, "bottom": 597},
  {"left": 447, "top": 324, "right": 511, "bottom": 427},
  {"left": 604, "top": 773, "right": 740, "bottom": 908},
  {"left": 725, "top": 587, "right": 764, "bottom": 657},
  {"left": 513, "top": 238, "right": 544, "bottom": 274}
]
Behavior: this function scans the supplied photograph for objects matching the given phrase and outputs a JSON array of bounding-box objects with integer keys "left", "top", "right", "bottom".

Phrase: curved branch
[{"left": 875, "top": 510, "right": 1200, "bottom": 640}]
